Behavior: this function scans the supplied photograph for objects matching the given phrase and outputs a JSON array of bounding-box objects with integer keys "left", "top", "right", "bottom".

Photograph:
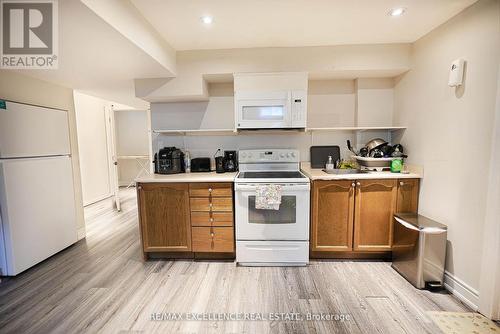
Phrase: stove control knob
[
  {"left": 291, "top": 152, "right": 296, "bottom": 158},
  {"left": 241, "top": 152, "right": 247, "bottom": 158},
  {"left": 280, "top": 153, "right": 285, "bottom": 158},
  {"left": 286, "top": 153, "right": 292, "bottom": 158},
  {"left": 247, "top": 153, "right": 253, "bottom": 158}
]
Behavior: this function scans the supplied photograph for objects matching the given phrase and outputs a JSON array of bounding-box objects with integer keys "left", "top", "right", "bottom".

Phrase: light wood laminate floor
[{"left": 0, "top": 188, "right": 470, "bottom": 334}]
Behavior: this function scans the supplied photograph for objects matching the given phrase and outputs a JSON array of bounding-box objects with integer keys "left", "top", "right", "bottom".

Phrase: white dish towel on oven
[{"left": 255, "top": 184, "right": 282, "bottom": 210}]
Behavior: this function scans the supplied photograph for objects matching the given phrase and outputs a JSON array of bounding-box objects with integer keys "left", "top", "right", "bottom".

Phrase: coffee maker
[
  {"left": 214, "top": 149, "right": 225, "bottom": 173},
  {"left": 223, "top": 150, "right": 237, "bottom": 172}
]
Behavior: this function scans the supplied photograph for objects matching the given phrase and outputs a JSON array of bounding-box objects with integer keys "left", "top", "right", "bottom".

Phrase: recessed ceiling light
[
  {"left": 200, "top": 16, "right": 213, "bottom": 24},
  {"left": 388, "top": 7, "right": 406, "bottom": 17}
]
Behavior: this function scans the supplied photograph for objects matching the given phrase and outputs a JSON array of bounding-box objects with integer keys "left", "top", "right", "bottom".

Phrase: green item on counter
[{"left": 391, "top": 158, "right": 403, "bottom": 173}]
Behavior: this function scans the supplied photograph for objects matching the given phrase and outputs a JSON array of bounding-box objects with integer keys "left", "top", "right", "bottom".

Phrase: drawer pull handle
[
  {"left": 400, "top": 181, "right": 405, "bottom": 186},
  {"left": 208, "top": 188, "right": 213, "bottom": 193},
  {"left": 351, "top": 182, "right": 355, "bottom": 188},
  {"left": 356, "top": 182, "right": 361, "bottom": 186},
  {"left": 211, "top": 232, "right": 215, "bottom": 237},
  {"left": 210, "top": 218, "right": 214, "bottom": 222},
  {"left": 209, "top": 203, "right": 213, "bottom": 208}
]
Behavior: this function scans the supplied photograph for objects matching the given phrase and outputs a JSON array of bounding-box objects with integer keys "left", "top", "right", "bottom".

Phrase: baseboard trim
[
  {"left": 77, "top": 227, "right": 86, "bottom": 240},
  {"left": 444, "top": 271, "right": 479, "bottom": 311},
  {"left": 83, "top": 193, "right": 113, "bottom": 207}
]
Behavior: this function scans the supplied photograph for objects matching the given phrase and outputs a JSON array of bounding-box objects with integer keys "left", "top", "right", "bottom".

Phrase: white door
[
  {"left": 108, "top": 106, "right": 120, "bottom": 211},
  {"left": 235, "top": 183, "right": 310, "bottom": 240},
  {"left": 74, "top": 92, "right": 113, "bottom": 206},
  {"left": 0, "top": 156, "right": 77, "bottom": 275}
]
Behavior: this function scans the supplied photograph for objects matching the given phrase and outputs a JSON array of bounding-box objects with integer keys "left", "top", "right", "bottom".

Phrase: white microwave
[{"left": 235, "top": 90, "right": 307, "bottom": 129}]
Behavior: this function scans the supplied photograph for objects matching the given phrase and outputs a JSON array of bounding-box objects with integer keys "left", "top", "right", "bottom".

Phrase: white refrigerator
[{"left": 0, "top": 100, "right": 77, "bottom": 276}]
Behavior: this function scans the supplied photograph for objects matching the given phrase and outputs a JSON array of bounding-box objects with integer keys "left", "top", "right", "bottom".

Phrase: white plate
[{"left": 352, "top": 155, "right": 399, "bottom": 162}]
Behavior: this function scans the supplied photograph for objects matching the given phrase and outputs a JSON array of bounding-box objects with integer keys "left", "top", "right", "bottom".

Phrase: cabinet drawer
[
  {"left": 190, "top": 197, "right": 233, "bottom": 212},
  {"left": 189, "top": 183, "right": 232, "bottom": 197},
  {"left": 191, "top": 211, "right": 233, "bottom": 227},
  {"left": 192, "top": 227, "right": 234, "bottom": 252}
]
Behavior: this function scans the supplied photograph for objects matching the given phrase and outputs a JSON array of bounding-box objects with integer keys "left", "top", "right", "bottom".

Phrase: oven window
[
  {"left": 248, "top": 196, "right": 296, "bottom": 224},
  {"left": 241, "top": 106, "right": 285, "bottom": 121}
]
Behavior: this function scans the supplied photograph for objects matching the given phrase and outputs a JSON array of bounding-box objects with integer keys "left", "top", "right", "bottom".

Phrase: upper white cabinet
[{"left": 234, "top": 72, "right": 308, "bottom": 129}]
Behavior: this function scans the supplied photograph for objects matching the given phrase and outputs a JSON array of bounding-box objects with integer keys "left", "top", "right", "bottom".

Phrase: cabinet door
[
  {"left": 311, "top": 180, "right": 355, "bottom": 252},
  {"left": 137, "top": 183, "right": 191, "bottom": 253},
  {"left": 396, "top": 179, "right": 419, "bottom": 213},
  {"left": 354, "top": 179, "right": 397, "bottom": 251}
]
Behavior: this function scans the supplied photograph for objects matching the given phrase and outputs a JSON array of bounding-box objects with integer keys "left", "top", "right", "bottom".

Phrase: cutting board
[{"left": 310, "top": 146, "right": 341, "bottom": 169}]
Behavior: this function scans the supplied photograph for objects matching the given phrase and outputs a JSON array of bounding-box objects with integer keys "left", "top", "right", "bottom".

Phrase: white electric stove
[{"left": 234, "top": 149, "right": 310, "bottom": 266}]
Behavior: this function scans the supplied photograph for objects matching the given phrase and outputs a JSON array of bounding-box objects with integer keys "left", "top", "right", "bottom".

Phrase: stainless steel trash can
[{"left": 392, "top": 213, "right": 447, "bottom": 289}]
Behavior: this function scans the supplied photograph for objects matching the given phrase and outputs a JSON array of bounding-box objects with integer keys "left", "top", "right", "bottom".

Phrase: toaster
[{"left": 191, "top": 157, "right": 211, "bottom": 172}]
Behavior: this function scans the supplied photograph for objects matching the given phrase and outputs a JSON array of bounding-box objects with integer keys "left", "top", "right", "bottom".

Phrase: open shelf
[
  {"left": 153, "top": 129, "right": 236, "bottom": 136},
  {"left": 153, "top": 126, "right": 406, "bottom": 136},
  {"left": 117, "top": 155, "right": 149, "bottom": 159},
  {"left": 307, "top": 126, "right": 407, "bottom": 132}
]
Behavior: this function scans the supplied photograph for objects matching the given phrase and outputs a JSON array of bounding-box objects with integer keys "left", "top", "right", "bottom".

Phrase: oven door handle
[{"left": 235, "top": 184, "right": 310, "bottom": 192}]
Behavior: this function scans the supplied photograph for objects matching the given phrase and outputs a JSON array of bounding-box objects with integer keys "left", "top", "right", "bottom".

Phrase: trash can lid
[{"left": 394, "top": 213, "right": 448, "bottom": 230}]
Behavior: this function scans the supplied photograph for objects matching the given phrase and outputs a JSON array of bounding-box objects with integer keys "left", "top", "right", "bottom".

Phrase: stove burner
[{"left": 239, "top": 171, "right": 305, "bottom": 179}]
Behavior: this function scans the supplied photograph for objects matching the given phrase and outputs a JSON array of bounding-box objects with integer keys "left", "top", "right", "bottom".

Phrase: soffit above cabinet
[{"left": 233, "top": 72, "right": 308, "bottom": 92}]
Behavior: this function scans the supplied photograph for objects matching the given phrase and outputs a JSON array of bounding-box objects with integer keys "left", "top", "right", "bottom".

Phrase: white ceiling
[
  {"left": 18, "top": 0, "right": 171, "bottom": 108},
  {"left": 131, "top": 0, "right": 478, "bottom": 51}
]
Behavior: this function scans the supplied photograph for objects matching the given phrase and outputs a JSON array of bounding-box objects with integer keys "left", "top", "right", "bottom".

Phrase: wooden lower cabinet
[
  {"left": 189, "top": 183, "right": 232, "bottom": 197},
  {"left": 189, "top": 197, "right": 233, "bottom": 212},
  {"left": 189, "top": 183, "right": 234, "bottom": 255},
  {"left": 396, "top": 179, "right": 419, "bottom": 213},
  {"left": 192, "top": 227, "right": 234, "bottom": 252},
  {"left": 311, "top": 178, "right": 419, "bottom": 257},
  {"left": 191, "top": 211, "right": 233, "bottom": 227},
  {"left": 353, "top": 179, "right": 397, "bottom": 251},
  {"left": 311, "top": 180, "right": 355, "bottom": 252},
  {"left": 137, "top": 181, "right": 235, "bottom": 259},
  {"left": 137, "top": 183, "right": 191, "bottom": 255}
]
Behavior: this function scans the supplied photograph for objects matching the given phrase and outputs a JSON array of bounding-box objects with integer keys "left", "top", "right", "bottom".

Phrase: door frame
[{"left": 107, "top": 105, "right": 120, "bottom": 211}]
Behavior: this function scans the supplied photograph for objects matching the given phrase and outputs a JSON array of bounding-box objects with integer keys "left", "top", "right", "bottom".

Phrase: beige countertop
[
  {"left": 136, "top": 171, "right": 237, "bottom": 183},
  {"left": 300, "top": 162, "right": 422, "bottom": 181},
  {"left": 135, "top": 164, "right": 422, "bottom": 183}
]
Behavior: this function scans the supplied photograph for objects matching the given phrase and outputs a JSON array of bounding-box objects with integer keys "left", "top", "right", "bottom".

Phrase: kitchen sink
[{"left": 322, "top": 169, "right": 369, "bottom": 175}]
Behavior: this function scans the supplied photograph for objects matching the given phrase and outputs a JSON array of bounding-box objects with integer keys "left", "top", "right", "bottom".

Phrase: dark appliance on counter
[
  {"left": 224, "top": 150, "right": 238, "bottom": 172},
  {"left": 310, "top": 146, "right": 340, "bottom": 168},
  {"left": 191, "top": 157, "right": 211, "bottom": 172},
  {"left": 214, "top": 149, "right": 226, "bottom": 173},
  {"left": 154, "top": 147, "right": 185, "bottom": 174},
  {"left": 215, "top": 157, "right": 225, "bottom": 173}
]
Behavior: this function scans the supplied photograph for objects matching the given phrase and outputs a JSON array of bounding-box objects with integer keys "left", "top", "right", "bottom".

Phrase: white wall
[
  {"left": 0, "top": 71, "right": 86, "bottom": 238},
  {"left": 137, "top": 43, "right": 411, "bottom": 101},
  {"left": 115, "top": 109, "right": 149, "bottom": 186},
  {"left": 74, "top": 92, "right": 113, "bottom": 206},
  {"left": 308, "top": 80, "right": 356, "bottom": 127},
  {"left": 152, "top": 80, "right": 395, "bottom": 163},
  {"left": 355, "top": 78, "right": 394, "bottom": 127},
  {"left": 479, "top": 46, "right": 500, "bottom": 319},
  {"left": 393, "top": 0, "right": 500, "bottom": 309}
]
